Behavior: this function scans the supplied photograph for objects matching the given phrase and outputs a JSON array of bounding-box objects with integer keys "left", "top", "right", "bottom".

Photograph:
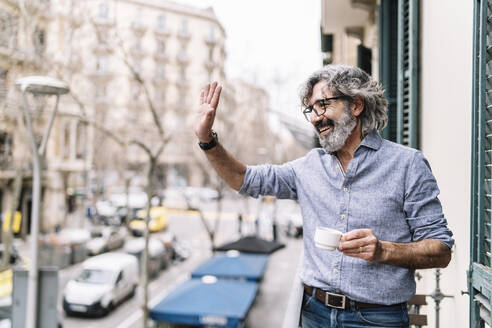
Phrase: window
[
  {"left": 95, "top": 85, "right": 106, "bottom": 100},
  {"left": 133, "top": 61, "right": 141, "bottom": 75},
  {"left": 179, "top": 66, "right": 186, "bottom": 83},
  {"left": 131, "top": 85, "right": 141, "bottom": 104},
  {"left": 96, "top": 56, "right": 108, "bottom": 72},
  {"left": 156, "top": 39, "right": 165, "bottom": 54},
  {"left": 157, "top": 15, "right": 166, "bottom": 32},
  {"left": 98, "top": 2, "right": 108, "bottom": 20},
  {"left": 0, "top": 70, "right": 7, "bottom": 107},
  {"left": 33, "top": 27, "right": 45, "bottom": 56},
  {"left": 180, "top": 19, "right": 188, "bottom": 34},
  {"left": 97, "top": 29, "right": 108, "bottom": 44},
  {"left": 75, "top": 122, "right": 86, "bottom": 160},
  {"left": 0, "top": 12, "right": 18, "bottom": 49},
  {"left": 156, "top": 64, "right": 165, "bottom": 80},
  {"left": 357, "top": 45, "right": 372, "bottom": 75},
  {"left": 155, "top": 88, "right": 164, "bottom": 104},
  {"left": 63, "top": 123, "right": 71, "bottom": 160},
  {"left": 0, "top": 131, "right": 13, "bottom": 169},
  {"left": 135, "top": 9, "right": 142, "bottom": 26},
  {"left": 379, "top": 0, "right": 419, "bottom": 149},
  {"left": 133, "top": 39, "right": 142, "bottom": 52},
  {"left": 470, "top": 1, "right": 492, "bottom": 326}
]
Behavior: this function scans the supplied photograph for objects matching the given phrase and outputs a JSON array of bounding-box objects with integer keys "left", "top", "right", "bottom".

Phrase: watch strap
[{"left": 198, "top": 130, "right": 218, "bottom": 150}]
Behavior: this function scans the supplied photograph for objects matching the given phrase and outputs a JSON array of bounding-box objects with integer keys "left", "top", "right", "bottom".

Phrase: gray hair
[{"left": 299, "top": 64, "right": 388, "bottom": 137}]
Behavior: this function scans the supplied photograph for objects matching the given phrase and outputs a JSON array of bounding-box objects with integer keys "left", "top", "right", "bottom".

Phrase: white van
[{"left": 63, "top": 252, "right": 138, "bottom": 316}]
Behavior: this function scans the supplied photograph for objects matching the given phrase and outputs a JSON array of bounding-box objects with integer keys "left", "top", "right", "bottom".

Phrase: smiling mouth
[{"left": 315, "top": 119, "right": 334, "bottom": 135}]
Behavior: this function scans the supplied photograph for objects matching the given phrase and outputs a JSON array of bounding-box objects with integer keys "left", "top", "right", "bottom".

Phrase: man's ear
[{"left": 351, "top": 96, "right": 364, "bottom": 117}]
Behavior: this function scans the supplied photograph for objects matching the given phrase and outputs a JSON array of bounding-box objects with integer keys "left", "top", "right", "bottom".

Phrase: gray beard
[{"left": 318, "top": 111, "right": 357, "bottom": 153}]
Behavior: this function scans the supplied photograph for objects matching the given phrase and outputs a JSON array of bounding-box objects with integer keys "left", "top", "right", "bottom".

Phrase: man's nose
[{"left": 310, "top": 112, "right": 324, "bottom": 124}]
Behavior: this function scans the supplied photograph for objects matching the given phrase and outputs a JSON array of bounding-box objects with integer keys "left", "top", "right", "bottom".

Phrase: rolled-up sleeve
[
  {"left": 403, "top": 151, "right": 454, "bottom": 248},
  {"left": 238, "top": 163, "right": 298, "bottom": 200}
]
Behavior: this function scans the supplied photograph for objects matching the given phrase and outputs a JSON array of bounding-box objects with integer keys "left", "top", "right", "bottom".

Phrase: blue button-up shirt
[{"left": 239, "top": 130, "right": 454, "bottom": 305}]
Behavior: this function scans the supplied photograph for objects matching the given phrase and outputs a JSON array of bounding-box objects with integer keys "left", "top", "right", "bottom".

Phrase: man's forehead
[{"left": 310, "top": 82, "right": 334, "bottom": 100}]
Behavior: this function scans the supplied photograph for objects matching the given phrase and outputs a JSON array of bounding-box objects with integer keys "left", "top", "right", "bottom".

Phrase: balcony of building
[
  {"left": 152, "top": 75, "right": 168, "bottom": 88},
  {"left": 131, "top": 21, "right": 147, "bottom": 35},
  {"left": 204, "top": 35, "right": 217, "bottom": 47},
  {"left": 177, "top": 29, "right": 191, "bottom": 42},
  {"left": 129, "top": 44, "right": 145, "bottom": 59},
  {"left": 92, "top": 15, "right": 115, "bottom": 28},
  {"left": 154, "top": 27, "right": 171, "bottom": 38},
  {"left": 88, "top": 69, "right": 113, "bottom": 82},
  {"left": 204, "top": 59, "right": 217, "bottom": 71},
  {"left": 154, "top": 52, "right": 169, "bottom": 63},
  {"left": 92, "top": 42, "right": 113, "bottom": 55},
  {"left": 154, "top": 40, "right": 169, "bottom": 63},
  {"left": 176, "top": 52, "right": 190, "bottom": 65}
]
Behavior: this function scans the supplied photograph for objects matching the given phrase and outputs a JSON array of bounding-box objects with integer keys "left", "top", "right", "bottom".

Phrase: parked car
[
  {"left": 129, "top": 206, "right": 168, "bottom": 237},
  {"left": 183, "top": 187, "right": 219, "bottom": 202},
  {"left": 87, "top": 227, "right": 127, "bottom": 256},
  {"left": 95, "top": 201, "right": 120, "bottom": 225},
  {"left": 63, "top": 252, "right": 138, "bottom": 317},
  {"left": 123, "top": 238, "right": 169, "bottom": 278},
  {"left": 161, "top": 187, "right": 220, "bottom": 210}
]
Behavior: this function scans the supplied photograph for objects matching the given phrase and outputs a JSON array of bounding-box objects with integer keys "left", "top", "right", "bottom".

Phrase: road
[{"left": 60, "top": 197, "right": 303, "bottom": 327}]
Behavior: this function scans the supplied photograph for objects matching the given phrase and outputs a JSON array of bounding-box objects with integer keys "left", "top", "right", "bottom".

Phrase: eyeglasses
[{"left": 302, "top": 96, "right": 350, "bottom": 121}]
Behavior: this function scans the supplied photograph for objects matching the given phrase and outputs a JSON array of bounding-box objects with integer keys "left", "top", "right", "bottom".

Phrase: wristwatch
[{"left": 198, "top": 130, "right": 218, "bottom": 151}]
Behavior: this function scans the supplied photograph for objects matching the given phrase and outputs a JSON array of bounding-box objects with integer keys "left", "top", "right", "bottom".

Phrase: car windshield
[{"left": 75, "top": 269, "right": 114, "bottom": 284}]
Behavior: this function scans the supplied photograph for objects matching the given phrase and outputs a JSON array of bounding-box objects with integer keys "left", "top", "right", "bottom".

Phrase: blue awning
[
  {"left": 191, "top": 252, "right": 268, "bottom": 282},
  {"left": 150, "top": 278, "right": 258, "bottom": 327}
]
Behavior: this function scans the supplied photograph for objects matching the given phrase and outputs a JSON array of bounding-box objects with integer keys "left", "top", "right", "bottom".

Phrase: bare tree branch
[
  {"left": 116, "top": 37, "right": 167, "bottom": 143},
  {"left": 63, "top": 112, "right": 125, "bottom": 147}
]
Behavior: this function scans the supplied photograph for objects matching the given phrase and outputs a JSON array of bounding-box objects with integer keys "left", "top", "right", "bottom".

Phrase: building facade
[
  {"left": 321, "top": 0, "right": 488, "bottom": 327},
  {"left": 0, "top": 0, "right": 229, "bottom": 232},
  {"left": 0, "top": 0, "right": 301, "bottom": 233}
]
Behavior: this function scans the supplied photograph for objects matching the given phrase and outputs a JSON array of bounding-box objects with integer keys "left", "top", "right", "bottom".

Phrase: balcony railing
[
  {"left": 176, "top": 52, "right": 189, "bottom": 65},
  {"left": 131, "top": 22, "right": 147, "bottom": 34},
  {"left": 177, "top": 30, "right": 191, "bottom": 41},
  {"left": 154, "top": 27, "right": 171, "bottom": 38},
  {"left": 204, "top": 35, "right": 217, "bottom": 47}
]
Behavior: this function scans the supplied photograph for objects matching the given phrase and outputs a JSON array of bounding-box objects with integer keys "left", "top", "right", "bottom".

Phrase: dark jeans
[{"left": 301, "top": 292, "right": 410, "bottom": 328}]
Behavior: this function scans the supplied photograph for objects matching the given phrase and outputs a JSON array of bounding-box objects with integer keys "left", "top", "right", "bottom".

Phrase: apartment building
[
  {"left": 0, "top": 0, "right": 228, "bottom": 231},
  {"left": 321, "top": 0, "right": 488, "bottom": 327}
]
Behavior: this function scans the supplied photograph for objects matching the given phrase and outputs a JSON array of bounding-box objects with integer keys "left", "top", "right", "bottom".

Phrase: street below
[{"left": 55, "top": 197, "right": 303, "bottom": 327}]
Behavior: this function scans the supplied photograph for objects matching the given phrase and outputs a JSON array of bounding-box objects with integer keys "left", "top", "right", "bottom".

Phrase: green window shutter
[
  {"left": 397, "top": 0, "right": 419, "bottom": 148},
  {"left": 379, "top": 0, "right": 419, "bottom": 148},
  {"left": 471, "top": 0, "right": 492, "bottom": 326},
  {"left": 379, "top": 0, "right": 399, "bottom": 143}
]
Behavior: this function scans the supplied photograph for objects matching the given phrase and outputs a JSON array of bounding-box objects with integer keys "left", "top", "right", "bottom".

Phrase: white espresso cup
[{"left": 314, "top": 227, "right": 342, "bottom": 251}]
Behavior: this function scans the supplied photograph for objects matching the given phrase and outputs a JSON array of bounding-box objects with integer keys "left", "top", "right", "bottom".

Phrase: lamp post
[{"left": 15, "top": 76, "right": 69, "bottom": 328}]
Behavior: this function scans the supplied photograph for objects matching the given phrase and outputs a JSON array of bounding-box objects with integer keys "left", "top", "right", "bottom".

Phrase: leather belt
[{"left": 303, "top": 284, "right": 405, "bottom": 310}]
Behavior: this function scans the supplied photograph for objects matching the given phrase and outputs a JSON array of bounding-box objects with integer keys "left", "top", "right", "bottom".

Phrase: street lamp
[{"left": 15, "top": 76, "right": 69, "bottom": 328}]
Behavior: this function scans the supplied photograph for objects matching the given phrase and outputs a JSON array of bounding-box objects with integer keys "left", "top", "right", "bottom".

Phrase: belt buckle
[{"left": 324, "top": 291, "right": 346, "bottom": 309}]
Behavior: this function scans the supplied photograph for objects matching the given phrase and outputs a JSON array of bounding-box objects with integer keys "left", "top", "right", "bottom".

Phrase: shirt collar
[{"left": 358, "top": 130, "right": 382, "bottom": 151}]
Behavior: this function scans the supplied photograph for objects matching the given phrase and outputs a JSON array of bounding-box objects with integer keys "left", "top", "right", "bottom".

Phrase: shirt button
[
  {"left": 341, "top": 214, "right": 346, "bottom": 219},
  {"left": 343, "top": 187, "right": 348, "bottom": 192}
]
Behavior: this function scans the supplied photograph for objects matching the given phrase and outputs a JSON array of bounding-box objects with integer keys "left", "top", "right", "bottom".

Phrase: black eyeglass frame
[{"left": 302, "top": 95, "right": 351, "bottom": 122}]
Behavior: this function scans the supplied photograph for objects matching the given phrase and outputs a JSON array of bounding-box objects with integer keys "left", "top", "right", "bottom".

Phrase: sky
[{"left": 176, "top": 0, "right": 322, "bottom": 123}]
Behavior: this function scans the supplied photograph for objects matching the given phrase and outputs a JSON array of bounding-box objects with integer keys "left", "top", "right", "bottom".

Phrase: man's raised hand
[{"left": 195, "top": 81, "right": 222, "bottom": 142}]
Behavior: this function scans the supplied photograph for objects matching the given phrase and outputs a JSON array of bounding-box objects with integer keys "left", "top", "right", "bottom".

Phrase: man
[{"left": 194, "top": 64, "right": 453, "bottom": 327}]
